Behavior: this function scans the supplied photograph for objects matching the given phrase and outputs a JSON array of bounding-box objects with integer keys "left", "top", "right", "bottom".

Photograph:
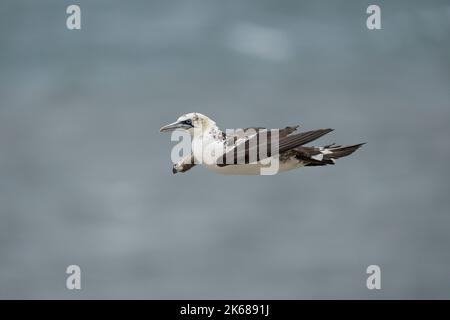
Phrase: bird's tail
[{"left": 299, "top": 143, "right": 365, "bottom": 166}]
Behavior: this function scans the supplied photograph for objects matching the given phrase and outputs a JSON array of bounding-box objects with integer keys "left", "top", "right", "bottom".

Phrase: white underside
[{"left": 204, "top": 157, "right": 305, "bottom": 175}]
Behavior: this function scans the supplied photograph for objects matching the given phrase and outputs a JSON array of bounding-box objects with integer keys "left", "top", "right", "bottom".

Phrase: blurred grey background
[{"left": 1, "top": 0, "right": 450, "bottom": 299}]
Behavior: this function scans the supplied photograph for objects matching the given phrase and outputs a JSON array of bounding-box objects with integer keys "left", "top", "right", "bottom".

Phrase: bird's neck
[
  {"left": 193, "top": 124, "right": 224, "bottom": 144},
  {"left": 191, "top": 124, "right": 225, "bottom": 164}
]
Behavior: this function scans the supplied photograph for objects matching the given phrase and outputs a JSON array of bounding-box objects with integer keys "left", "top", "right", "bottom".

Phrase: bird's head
[{"left": 159, "top": 113, "right": 217, "bottom": 136}]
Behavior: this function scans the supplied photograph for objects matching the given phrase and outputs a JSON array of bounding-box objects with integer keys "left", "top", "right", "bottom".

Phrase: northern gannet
[{"left": 160, "top": 113, "right": 364, "bottom": 175}]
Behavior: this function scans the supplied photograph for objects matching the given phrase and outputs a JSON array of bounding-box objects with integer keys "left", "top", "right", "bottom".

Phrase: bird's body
[
  {"left": 192, "top": 131, "right": 305, "bottom": 175},
  {"left": 205, "top": 159, "right": 305, "bottom": 175},
  {"left": 160, "top": 113, "right": 364, "bottom": 175}
]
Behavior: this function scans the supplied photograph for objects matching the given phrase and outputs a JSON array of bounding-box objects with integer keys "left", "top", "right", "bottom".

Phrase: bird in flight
[{"left": 160, "top": 113, "right": 364, "bottom": 175}]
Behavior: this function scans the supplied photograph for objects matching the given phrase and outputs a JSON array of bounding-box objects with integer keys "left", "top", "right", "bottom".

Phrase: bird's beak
[{"left": 159, "top": 121, "right": 186, "bottom": 133}]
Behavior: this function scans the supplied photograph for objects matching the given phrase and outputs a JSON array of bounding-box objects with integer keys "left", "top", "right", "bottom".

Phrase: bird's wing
[
  {"left": 217, "top": 127, "right": 333, "bottom": 167},
  {"left": 223, "top": 127, "right": 265, "bottom": 147},
  {"left": 223, "top": 126, "right": 299, "bottom": 146}
]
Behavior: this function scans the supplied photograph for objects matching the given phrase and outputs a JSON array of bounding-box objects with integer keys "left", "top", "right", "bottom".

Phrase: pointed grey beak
[{"left": 159, "top": 121, "right": 184, "bottom": 133}]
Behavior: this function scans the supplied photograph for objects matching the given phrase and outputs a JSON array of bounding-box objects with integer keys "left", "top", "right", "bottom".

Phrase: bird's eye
[{"left": 185, "top": 119, "right": 192, "bottom": 126}]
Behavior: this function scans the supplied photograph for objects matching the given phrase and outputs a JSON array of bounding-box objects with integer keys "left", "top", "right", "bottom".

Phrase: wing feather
[{"left": 217, "top": 127, "right": 333, "bottom": 167}]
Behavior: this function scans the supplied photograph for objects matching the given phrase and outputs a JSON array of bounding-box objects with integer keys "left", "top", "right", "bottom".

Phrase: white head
[{"left": 159, "top": 112, "right": 217, "bottom": 137}]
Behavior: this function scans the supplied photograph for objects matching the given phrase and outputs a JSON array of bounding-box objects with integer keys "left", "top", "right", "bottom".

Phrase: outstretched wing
[
  {"left": 217, "top": 127, "right": 333, "bottom": 167},
  {"left": 223, "top": 126, "right": 299, "bottom": 146}
]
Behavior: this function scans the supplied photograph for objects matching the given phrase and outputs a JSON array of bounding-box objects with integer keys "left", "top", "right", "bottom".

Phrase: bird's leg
[{"left": 172, "top": 154, "right": 196, "bottom": 174}]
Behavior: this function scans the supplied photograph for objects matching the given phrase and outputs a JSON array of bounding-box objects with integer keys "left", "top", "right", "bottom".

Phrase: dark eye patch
[{"left": 184, "top": 119, "right": 193, "bottom": 126}]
